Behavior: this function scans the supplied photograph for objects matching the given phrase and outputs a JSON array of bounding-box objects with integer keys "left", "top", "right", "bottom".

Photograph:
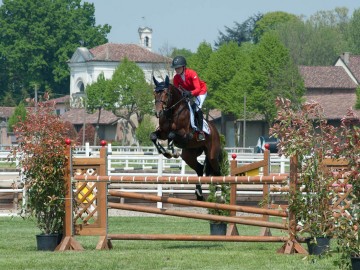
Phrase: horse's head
[{"left": 153, "top": 75, "right": 172, "bottom": 118}]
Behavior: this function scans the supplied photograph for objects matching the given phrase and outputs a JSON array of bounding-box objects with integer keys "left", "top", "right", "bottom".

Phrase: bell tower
[{"left": 138, "top": 27, "right": 153, "bottom": 51}]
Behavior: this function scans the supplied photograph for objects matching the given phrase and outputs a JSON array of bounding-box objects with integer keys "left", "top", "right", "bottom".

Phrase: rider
[{"left": 171, "top": 55, "right": 207, "bottom": 141}]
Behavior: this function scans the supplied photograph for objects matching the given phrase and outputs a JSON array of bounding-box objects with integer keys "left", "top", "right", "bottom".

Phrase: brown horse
[{"left": 150, "top": 76, "right": 222, "bottom": 200}]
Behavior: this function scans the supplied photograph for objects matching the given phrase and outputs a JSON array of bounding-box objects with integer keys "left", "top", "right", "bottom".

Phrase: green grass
[{"left": 0, "top": 216, "right": 340, "bottom": 270}]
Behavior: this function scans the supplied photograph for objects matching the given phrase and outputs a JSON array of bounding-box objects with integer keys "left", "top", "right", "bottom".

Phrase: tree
[
  {"left": 108, "top": 58, "right": 153, "bottom": 144},
  {"left": 245, "top": 32, "right": 305, "bottom": 125},
  {"left": 170, "top": 48, "right": 193, "bottom": 59},
  {"left": 347, "top": 8, "right": 360, "bottom": 54},
  {"left": 274, "top": 7, "right": 350, "bottom": 65},
  {"left": 215, "top": 13, "right": 262, "bottom": 47},
  {"left": 253, "top": 11, "right": 300, "bottom": 43},
  {"left": 187, "top": 42, "right": 213, "bottom": 81},
  {"left": 0, "top": 0, "right": 111, "bottom": 104},
  {"left": 204, "top": 42, "right": 244, "bottom": 111},
  {"left": 135, "top": 115, "right": 156, "bottom": 146},
  {"left": 85, "top": 72, "right": 113, "bottom": 145},
  {"left": 8, "top": 101, "right": 27, "bottom": 132}
]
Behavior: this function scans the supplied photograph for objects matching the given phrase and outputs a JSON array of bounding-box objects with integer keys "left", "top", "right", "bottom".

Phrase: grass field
[{"left": 0, "top": 216, "right": 340, "bottom": 270}]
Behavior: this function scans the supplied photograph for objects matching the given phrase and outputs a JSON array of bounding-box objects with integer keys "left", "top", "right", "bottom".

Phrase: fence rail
[{"left": 0, "top": 144, "right": 290, "bottom": 215}]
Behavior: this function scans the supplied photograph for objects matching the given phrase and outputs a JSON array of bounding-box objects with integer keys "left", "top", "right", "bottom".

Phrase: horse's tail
[{"left": 204, "top": 133, "right": 226, "bottom": 176}]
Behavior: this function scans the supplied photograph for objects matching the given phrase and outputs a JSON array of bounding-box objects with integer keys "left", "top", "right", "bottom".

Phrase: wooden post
[
  {"left": 260, "top": 149, "right": 271, "bottom": 236},
  {"left": 277, "top": 155, "right": 308, "bottom": 254},
  {"left": 56, "top": 143, "right": 84, "bottom": 251},
  {"left": 227, "top": 155, "right": 239, "bottom": 235}
]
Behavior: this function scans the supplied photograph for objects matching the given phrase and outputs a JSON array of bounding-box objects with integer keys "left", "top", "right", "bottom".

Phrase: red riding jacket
[{"left": 173, "top": 68, "right": 207, "bottom": 97}]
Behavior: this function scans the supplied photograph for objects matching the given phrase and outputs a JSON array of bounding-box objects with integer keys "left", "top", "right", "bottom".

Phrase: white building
[{"left": 67, "top": 27, "right": 172, "bottom": 107}]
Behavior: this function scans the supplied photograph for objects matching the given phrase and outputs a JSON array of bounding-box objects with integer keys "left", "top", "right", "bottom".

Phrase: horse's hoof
[
  {"left": 196, "top": 195, "right": 204, "bottom": 201},
  {"left": 195, "top": 189, "right": 204, "bottom": 201},
  {"left": 150, "top": 132, "right": 157, "bottom": 141}
]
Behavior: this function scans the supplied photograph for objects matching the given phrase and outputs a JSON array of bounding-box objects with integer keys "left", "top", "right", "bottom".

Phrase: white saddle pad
[{"left": 188, "top": 102, "right": 210, "bottom": 134}]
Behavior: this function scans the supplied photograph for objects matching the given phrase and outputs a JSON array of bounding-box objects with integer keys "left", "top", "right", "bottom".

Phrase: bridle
[{"left": 154, "top": 86, "right": 187, "bottom": 118}]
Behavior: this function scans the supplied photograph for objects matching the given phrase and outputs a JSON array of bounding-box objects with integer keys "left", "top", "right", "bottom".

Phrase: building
[
  {"left": 62, "top": 27, "right": 172, "bottom": 144},
  {"left": 225, "top": 52, "right": 360, "bottom": 148},
  {"left": 68, "top": 27, "right": 172, "bottom": 107}
]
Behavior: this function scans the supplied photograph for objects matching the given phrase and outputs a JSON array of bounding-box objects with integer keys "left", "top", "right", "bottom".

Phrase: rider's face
[{"left": 175, "top": 66, "right": 184, "bottom": 75}]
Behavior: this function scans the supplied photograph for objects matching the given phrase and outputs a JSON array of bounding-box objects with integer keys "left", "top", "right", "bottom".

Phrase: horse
[{"left": 150, "top": 76, "right": 222, "bottom": 201}]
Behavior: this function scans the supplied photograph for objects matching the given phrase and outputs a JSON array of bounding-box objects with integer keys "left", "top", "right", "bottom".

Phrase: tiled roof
[
  {"left": 49, "top": 95, "right": 69, "bottom": 104},
  {"left": 305, "top": 91, "right": 358, "bottom": 120},
  {"left": 60, "top": 108, "right": 119, "bottom": 125},
  {"left": 343, "top": 55, "right": 360, "bottom": 83},
  {"left": 299, "top": 66, "right": 357, "bottom": 89},
  {"left": 0, "top": 107, "right": 15, "bottom": 119},
  {"left": 89, "top": 43, "right": 171, "bottom": 63}
]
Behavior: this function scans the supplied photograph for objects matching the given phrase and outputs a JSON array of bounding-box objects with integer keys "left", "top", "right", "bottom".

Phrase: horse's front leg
[{"left": 150, "top": 130, "right": 172, "bottom": 159}]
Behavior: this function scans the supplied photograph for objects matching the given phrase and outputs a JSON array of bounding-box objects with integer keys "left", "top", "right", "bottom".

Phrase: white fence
[{"left": 0, "top": 144, "right": 290, "bottom": 214}]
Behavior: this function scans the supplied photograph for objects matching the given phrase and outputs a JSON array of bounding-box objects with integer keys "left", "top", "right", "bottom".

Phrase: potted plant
[
  {"left": 11, "top": 101, "right": 69, "bottom": 251},
  {"left": 270, "top": 98, "right": 339, "bottom": 255},
  {"left": 206, "top": 134, "right": 230, "bottom": 235}
]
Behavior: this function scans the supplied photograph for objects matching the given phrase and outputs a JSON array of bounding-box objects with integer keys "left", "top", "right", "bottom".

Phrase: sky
[{"left": 86, "top": 0, "right": 360, "bottom": 53}]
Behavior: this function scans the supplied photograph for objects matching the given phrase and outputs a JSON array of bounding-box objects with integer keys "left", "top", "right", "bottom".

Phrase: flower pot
[
  {"left": 210, "top": 223, "right": 227, "bottom": 235},
  {"left": 306, "top": 237, "right": 330, "bottom": 255},
  {"left": 36, "top": 234, "right": 59, "bottom": 251},
  {"left": 351, "top": 256, "right": 360, "bottom": 270}
]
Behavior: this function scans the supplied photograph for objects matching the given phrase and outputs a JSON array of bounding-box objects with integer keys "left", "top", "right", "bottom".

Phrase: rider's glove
[{"left": 182, "top": 91, "right": 192, "bottom": 99}]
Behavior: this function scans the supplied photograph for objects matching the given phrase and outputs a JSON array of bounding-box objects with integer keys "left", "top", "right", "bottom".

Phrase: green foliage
[
  {"left": 170, "top": 48, "right": 193, "bottom": 58},
  {"left": 270, "top": 98, "right": 360, "bottom": 269},
  {"left": 0, "top": 0, "right": 111, "bottom": 103},
  {"left": 355, "top": 86, "right": 360, "bottom": 110},
  {"left": 187, "top": 42, "right": 213, "bottom": 80},
  {"left": 135, "top": 115, "right": 156, "bottom": 146},
  {"left": 348, "top": 8, "right": 360, "bottom": 54},
  {"left": 253, "top": 11, "right": 300, "bottom": 43},
  {"left": 246, "top": 32, "right": 305, "bottom": 124},
  {"left": 215, "top": 13, "right": 263, "bottom": 47},
  {"left": 86, "top": 73, "right": 113, "bottom": 113},
  {"left": 109, "top": 58, "right": 153, "bottom": 140},
  {"left": 274, "top": 8, "right": 350, "bottom": 66},
  {"left": 204, "top": 41, "right": 243, "bottom": 111},
  {"left": 11, "top": 102, "right": 69, "bottom": 234},
  {"left": 207, "top": 134, "right": 230, "bottom": 218},
  {"left": 8, "top": 101, "right": 27, "bottom": 132}
]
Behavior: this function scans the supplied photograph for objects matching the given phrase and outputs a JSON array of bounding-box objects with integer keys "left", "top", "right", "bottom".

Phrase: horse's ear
[
  {"left": 153, "top": 76, "right": 159, "bottom": 86},
  {"left": 165, "top": 75, "right": 169, "bottom": 87}
]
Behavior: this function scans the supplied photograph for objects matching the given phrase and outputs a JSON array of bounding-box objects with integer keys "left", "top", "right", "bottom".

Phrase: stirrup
[{"left": 197, "top": 131, "right": 205, "bottom": 141}]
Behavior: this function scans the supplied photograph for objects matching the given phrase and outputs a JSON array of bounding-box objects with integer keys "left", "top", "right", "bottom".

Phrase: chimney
[{"left": 342, "top": 52, "right": 350, "bottom": 65}]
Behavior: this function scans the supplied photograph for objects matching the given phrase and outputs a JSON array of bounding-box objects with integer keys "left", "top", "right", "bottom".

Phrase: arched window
[
  {"left": 145, "top": 36, "right": 149, "bottom": 47},
  {"left": 77, "top": 81, "right": 84, "bottom": 92}
]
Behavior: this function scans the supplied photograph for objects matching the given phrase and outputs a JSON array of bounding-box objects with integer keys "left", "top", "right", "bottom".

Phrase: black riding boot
[{"left": 196, "top": 110, "right": 205, "bottom": 141}]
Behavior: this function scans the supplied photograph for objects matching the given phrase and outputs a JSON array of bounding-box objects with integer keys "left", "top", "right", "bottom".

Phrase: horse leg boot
[
  {"left": 196, "top": 110, "right": 205, "bottom": 141},
  {"left": 195, "top": 184, "right": 204, "bottom": 201}
]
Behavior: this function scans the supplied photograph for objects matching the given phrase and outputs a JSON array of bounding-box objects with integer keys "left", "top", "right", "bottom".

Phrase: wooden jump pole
[
  {"left": 73, "top": 174, "right": 288, "bottom": 184},
  {"left": 108, "top": 202, "right": 288, "bottom": 230},
  {"left": 108, "top": 190, "right": 287, "bottom": 217},
  {"left": 108, "top": 234, "right": 289, "bottom": 242}
]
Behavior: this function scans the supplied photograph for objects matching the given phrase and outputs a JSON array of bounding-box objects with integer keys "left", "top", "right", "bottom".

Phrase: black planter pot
[
  {"left": 36, "top": 234, "right": 59, "bottom": 251},
  {"left": 210, "top": 223, "right": 227, "bottom": 235},
  {"left": 351, "top": 257, "right": 360, "bottom": 270},
  {"left": 306, "top": 237, "right": 331, "bottom": 255}
]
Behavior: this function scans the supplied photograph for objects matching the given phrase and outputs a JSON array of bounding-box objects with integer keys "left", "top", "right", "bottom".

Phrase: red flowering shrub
[{"left": 12, "top": 102, "right": 69, "bottom": 234}]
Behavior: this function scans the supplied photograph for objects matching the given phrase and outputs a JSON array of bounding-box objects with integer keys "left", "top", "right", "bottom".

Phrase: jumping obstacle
[{"left": 57, "top": 143, "right": 307, "bottom": 254}]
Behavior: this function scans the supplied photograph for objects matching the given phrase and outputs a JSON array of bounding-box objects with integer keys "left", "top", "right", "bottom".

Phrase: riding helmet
[{"left": 171, "top": 56, "right": 187, "bottom": 68}]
